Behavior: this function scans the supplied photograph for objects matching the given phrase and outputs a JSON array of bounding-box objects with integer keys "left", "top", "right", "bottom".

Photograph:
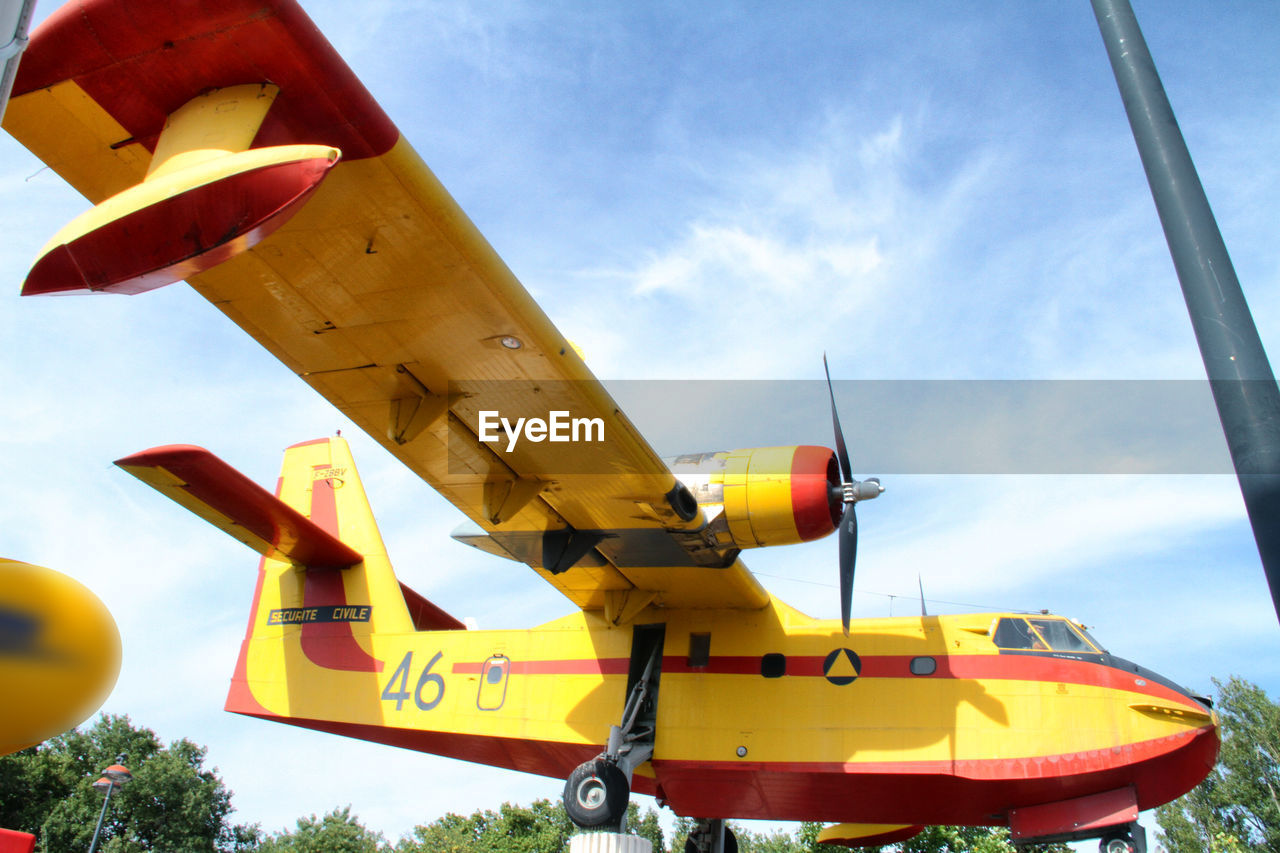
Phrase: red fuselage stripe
[
  {"left": 450, "top": 653, "right": 1194, "bottom": 706},
  {"left": 452, "top": 658, "right": 631, "bottom": 676}
]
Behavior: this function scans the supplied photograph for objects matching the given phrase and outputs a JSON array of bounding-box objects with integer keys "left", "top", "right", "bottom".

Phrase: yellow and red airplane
[{"left": 4, "top": 1, "right": 1217, "bottom": 850}]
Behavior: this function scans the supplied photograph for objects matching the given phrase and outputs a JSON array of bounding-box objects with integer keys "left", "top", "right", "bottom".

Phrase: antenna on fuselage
[{"left": 918, "top": 574, "right": 928, "bottom": 617}]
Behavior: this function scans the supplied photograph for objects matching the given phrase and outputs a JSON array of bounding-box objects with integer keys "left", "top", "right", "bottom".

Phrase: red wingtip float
[
  {"left": 0, "top": 559, "right": 121, "bottom": 756},
  {"left": 21, "top": 84, "right": 339, "bottom": 296},
  {"left": 22, "top": 145, "right": 339, "bottom": 296},
  {"left": 7, "top": 0, "right": 393, "bottom": 296}
]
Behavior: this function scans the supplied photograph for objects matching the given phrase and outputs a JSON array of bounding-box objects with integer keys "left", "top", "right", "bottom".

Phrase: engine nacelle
[{"left": 669, "top": 446, "right": 840, "bottom": 549}]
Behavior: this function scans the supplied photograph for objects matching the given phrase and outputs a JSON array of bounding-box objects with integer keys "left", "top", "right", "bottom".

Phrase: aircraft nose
[
  {"left": 1105, "top": 655, "right": 1219, "bottom": 741},
  {"left": 1108, "top": 655, "right": 1210, "bottom": 708},
  {"left": 1100, "top": 656, "right": 1220, "bottom": 810}
]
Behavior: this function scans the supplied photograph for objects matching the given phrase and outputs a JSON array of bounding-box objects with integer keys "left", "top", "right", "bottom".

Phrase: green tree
[
  {"left": 1157, "top": 676, "right": 1280, "bottom": 852},
  {"left": 256, "top": 806, "right": 387, "bottom": 853},
  {"left": 395, "top": 798, "right": 664, "bottom": 853},
  {"left": 734, "top": 824, "right": 811, "bottom": 853},
  {"left": 628, "top": 802, "right": 667, "bottom": 852},
  {"left": 688, "top": 821, "right": 1070, "bottom": 853},
  {"left": 396, "top": 809, "right": 488, "bottom": 853},
  {"left": 0, "top": 714, "right": 253, "bottom": 852},
  {"left": 671, "top": 818, "right": 833, "bottom": 853},
  {"left": 895, "top": 826, "right": 1059, "bottom": 852}
]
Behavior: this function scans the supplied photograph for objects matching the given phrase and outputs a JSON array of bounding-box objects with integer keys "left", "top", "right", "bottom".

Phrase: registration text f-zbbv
[{"left": 478, "top": 410, "right": 604, "bottom": 452}]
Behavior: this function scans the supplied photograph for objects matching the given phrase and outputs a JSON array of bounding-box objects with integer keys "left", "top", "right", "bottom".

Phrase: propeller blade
[
  {"left": 823, "top": 353, "right": 853, "bottom": 484},
  {"left": 839, "top": 502, "right": 857, "bottom": 636}
]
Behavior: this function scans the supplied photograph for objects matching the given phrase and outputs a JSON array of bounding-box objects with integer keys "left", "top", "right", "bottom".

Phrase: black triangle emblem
[{"left": 823, "top": 648, "right": 861, "bottom": 686}]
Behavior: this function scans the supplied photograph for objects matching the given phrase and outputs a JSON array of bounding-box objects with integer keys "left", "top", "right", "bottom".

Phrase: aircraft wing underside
[{"left": 4, "top": 0, "right": 769, "bottom": 615}]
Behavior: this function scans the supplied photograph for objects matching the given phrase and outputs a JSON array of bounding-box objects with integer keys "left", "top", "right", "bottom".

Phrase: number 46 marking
[{"left": 381, "top": 651, "right": 445, "bottom": 711}]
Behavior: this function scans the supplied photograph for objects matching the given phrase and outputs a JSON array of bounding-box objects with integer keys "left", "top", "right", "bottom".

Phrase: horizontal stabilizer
[
  {"left": 399, "top": 581, "right": 467, "bottom": 631},
  {"left": 115, "top": 445, "right": 361, "bottom": 569}
]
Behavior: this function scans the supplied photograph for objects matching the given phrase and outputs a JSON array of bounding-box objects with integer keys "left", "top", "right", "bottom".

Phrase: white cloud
[{"left": 631, "top": 223, "right": 883, "bottom": 299}]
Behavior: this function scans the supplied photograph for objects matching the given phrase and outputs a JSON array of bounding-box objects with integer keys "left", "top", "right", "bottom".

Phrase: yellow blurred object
[{"left": 0, "top": 558, "right": 121, "bottom": 755}]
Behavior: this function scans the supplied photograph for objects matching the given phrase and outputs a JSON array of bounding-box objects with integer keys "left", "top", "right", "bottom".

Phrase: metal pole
[
  {"left": 87, "top": 781, "right": 113, "bottom": 853},
  {"left": 1091, "top": 0, "right": 1280, "bottom": 625},
  {"left": 1, "top": 0, "right": 38, "bottom": 118}
]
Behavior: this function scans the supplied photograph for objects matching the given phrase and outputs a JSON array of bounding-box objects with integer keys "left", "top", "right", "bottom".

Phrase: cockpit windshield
[{"left": 992, "top": 616, "right": 1102, "bottom": 654}]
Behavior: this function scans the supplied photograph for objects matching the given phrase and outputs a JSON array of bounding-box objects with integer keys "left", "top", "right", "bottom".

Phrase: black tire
[
  {"left": 1100, "top": 835, "right": 1132, "bottom": 853},
  {"left": 563, "top": 758, "right": 629, "bottom": 828},
  {"left": 684, "top": 826, "right": 738, "bottom": 853}
]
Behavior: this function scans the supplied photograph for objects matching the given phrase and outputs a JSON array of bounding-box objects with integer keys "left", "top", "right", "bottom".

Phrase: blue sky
[{"left": 3, "top": 0, "right": 1280, "bottom": 845}]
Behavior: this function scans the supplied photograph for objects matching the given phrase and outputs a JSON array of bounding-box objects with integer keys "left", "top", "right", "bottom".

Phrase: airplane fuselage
[{"left": 228, "top": 586, "right": 1218, "bottom": 830}]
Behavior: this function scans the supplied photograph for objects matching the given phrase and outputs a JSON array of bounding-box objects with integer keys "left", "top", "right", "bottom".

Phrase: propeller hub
[{"left": 840, "top": 478, "right": 884, "bottom": 504}]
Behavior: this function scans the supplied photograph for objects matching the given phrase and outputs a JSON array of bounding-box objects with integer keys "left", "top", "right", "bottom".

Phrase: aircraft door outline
[{"left": 477, "top": 654, "right": 510, "bottom": 711}]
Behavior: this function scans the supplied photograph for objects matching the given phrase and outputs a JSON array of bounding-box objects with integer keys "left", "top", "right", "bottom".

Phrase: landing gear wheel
[
  {"left": 563, "top": 758, "right": 629, "bottom": 829},
  {"left": 1100, "top": 833, "right": 1134, "bottom": 853},
  {"left": 684, "top": 827, "right": 738, "bottom": 853}
]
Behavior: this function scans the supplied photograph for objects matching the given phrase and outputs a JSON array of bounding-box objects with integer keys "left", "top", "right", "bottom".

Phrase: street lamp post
[
  {"left": 87, "top": 762, "right": 131, "bottom": 853},
  {"left": 1090, "top": 0, "right": 1280, "bottom": 626}
]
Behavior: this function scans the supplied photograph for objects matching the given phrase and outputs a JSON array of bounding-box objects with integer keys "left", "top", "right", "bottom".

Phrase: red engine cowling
[{"left": 669, "top": 445, "right": 840, "bottom": 548}]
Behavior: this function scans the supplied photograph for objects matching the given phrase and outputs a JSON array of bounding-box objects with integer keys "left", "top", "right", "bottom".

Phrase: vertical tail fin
[
  {"left": 115, "top": 435, "right": 462, "bottom": 718},
  {"left": 267, "top": 437, "right": 410, "bottom": 671}
]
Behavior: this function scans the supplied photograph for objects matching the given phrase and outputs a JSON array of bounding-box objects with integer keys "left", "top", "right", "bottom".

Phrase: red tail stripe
[{"left": 298, "top": 464, "right": 382, "bottom": 673}]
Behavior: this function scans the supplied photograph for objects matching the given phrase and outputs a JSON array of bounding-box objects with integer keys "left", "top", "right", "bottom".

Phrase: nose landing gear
[
  {"left": 564, "top": 633, "right": 662, "bottom": 832},
  {"left": 564, "top": 757, "right": 630, "bottom": 828},
  {"left": 1097, "top": 822, "right": 1146, "bottom": 853},
  {"left": 683, "top": 820, "right": 738, "bottom": 853},
  {"left": 1099, "top": 830, "right": 1136, "bottom": 853}
]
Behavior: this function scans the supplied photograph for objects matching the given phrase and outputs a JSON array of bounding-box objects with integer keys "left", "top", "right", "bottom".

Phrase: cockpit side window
[
  {"left": 992, "top": 618, "right": 1047, "bottom": 651},
  {"left": 1028, "top": 618, "right": 1098, "bottom": 653},
  {"left": 993, "top": 616, "right": 1102, "bottom": 653}
]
